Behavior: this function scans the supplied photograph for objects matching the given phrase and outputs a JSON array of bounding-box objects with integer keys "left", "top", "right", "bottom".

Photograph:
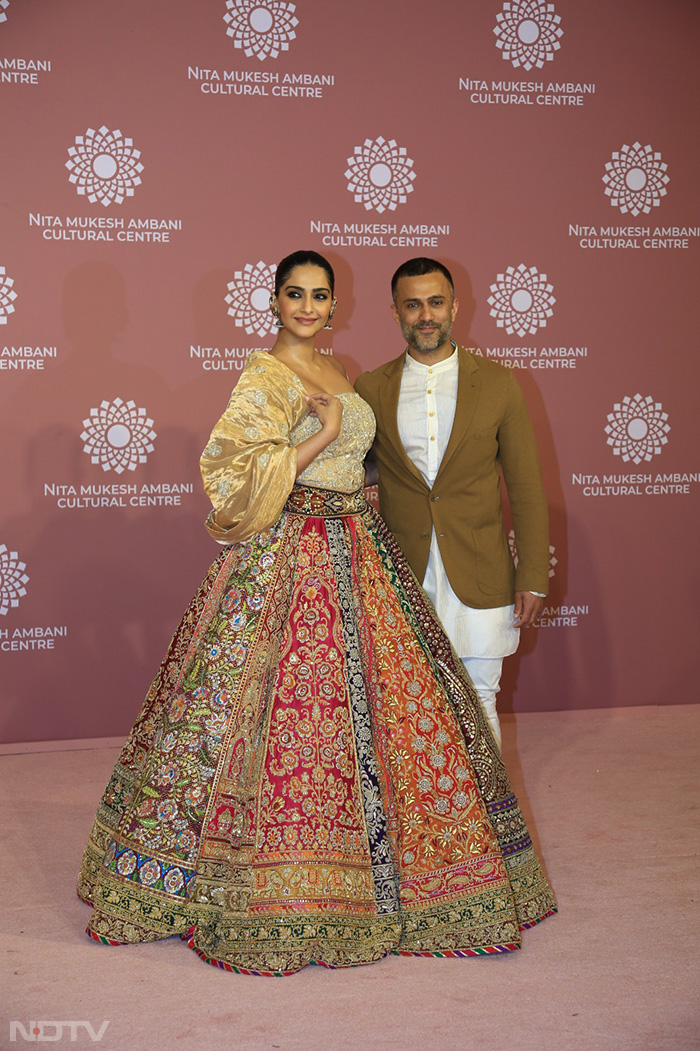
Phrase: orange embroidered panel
[{"left": 356, "top": 517, "right": 509, "bottom": 905}]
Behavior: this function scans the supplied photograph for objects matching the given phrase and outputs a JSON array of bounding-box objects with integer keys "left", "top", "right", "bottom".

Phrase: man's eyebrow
[{"left": 401, "top": 295, "right": 445, "bottom": 303}]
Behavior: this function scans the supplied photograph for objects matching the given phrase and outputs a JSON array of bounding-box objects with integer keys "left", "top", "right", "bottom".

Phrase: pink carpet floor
[{"left": 1, "top": 704, "right": 698, "bottom": 1051}]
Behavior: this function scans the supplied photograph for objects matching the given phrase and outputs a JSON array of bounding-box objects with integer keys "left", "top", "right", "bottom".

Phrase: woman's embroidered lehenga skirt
[{"left": 78, "top": 486, "right": 556, "bottom": 975}]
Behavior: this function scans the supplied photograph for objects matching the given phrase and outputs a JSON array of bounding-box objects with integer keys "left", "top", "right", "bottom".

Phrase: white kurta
[{"left": 396, "top": 347, "right": 519, "bottom": 661}]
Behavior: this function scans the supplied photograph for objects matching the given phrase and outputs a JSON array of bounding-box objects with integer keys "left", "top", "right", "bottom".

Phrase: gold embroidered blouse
[{"left": 200, "top": 352, "right": 375, "bottom": 544}]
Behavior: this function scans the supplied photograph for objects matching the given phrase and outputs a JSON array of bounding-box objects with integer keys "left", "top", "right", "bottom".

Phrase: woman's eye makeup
[{"left": 283, "top": 289, "right": 329, "bottom": 300}]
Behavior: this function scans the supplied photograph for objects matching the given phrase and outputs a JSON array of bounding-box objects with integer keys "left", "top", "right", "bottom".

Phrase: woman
[{"left": 78, "top": 250, "right": 556, "bottom": 975}]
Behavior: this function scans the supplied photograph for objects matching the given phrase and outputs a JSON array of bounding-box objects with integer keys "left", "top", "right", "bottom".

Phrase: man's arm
[
  {"left": 513, "top": 591, "right": 544, "bottom": 627},
  {"left": 354, "top": 372, "right": 379, "bottom": 486},
  {"left": 364, "top": 447, "right": 378, "bottom": 487},
  {"left": 498, "top": 370, "right": 550, "bottom": 597}
]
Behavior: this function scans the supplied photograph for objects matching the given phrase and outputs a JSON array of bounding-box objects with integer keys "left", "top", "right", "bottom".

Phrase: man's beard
[{"left": 401, "top": 317, "right": 452, "bottom": 354}]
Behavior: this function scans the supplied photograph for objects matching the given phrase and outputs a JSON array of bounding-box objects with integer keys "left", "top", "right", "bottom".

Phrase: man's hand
[{"left": 513, "top": 591, "right": 544, "bottom": 628}]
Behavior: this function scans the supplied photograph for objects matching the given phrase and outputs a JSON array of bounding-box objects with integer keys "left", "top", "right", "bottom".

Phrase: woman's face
[{"left": 274, "top": 265, "right": 334, "bottom": 337}]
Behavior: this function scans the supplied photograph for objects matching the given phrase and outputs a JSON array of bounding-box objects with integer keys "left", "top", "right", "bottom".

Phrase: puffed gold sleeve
[{"left": 199, "top": 356, "right": 306, "bottom": 544}]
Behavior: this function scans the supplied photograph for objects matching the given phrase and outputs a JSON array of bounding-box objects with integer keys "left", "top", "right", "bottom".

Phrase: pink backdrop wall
[{"left": 1, "top": 0, "right": 699, "bottom": 743}]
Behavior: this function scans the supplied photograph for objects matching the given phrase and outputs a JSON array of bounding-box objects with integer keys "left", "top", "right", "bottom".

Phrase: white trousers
[{"left": 461, "top": 656, "right": 505, "bottom": 748}]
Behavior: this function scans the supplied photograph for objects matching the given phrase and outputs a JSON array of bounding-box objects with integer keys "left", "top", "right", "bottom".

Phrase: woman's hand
[
  {"left": 295, "top": 393, "right": 344, "bottom": 477},
  {"left": 306, "top": 392, "right": 343, "bottom": 439}
]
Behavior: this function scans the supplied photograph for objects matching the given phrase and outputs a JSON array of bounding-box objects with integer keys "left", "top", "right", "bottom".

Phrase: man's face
[{"left": 391, "top": 272, "right": 459, "bottom": 355}]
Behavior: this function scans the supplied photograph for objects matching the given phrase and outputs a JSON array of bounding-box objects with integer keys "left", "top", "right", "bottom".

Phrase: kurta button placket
[
  {"left": 426, "top": 370, "right": 438, "bottom": 473},
  {"left": 397, "top": 347, "right": 460, "bottom": 580}
]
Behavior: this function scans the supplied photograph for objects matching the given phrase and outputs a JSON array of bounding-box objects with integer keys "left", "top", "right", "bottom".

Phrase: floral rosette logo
[
  {"left": 345, "top": 137, "right": 416, "bottom": 214},
  {"left": 605, "top": 394, "right": 670, "bottom": 465},
  {"left": 81, "top": 398, "right": 157, "bottom": 474},
  {"left": 508, "top": 531, "right": 558, "bottom": 578},
  {"left": 494, "top": 0, "right": 563, "bottom": 71},
  {"left": 0, "top": 266, "right": 17, "bottom": 324},
  {"left": 225, "top": 261, "right": 277, "bottom": 338},
  {"left": 0, "top": 1, "right": 9, "bottom": 24},
  {"left": 603, "top": 142, "right": 669, "bottom": 217},
  {"left": 66, "top": 126, "right": 144, "bottom": 207},
  {"left": 0, "top": 544, "right": 29, "bottom": 616},
  {"left": 223, "top": 0, "right": 298, "bottom": 60},
  {"left": 487, "top": 264, "right": 555, "bottom": 338}
]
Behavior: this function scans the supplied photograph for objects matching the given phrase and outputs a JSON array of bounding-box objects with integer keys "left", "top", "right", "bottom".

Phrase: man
[{"left": 355, "top": 258, "right": 548, "bottom": 746}]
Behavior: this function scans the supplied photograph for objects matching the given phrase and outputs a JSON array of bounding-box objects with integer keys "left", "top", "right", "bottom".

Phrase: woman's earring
[
  {"left": 269, "top": 295, "right": 284, "bottom": 328},
  {"left": 323, "top": 299, "right": 337, "bottom": 330}
]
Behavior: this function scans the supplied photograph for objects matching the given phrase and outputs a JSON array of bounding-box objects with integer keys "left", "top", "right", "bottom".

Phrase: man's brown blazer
[{"left": 355, "top": 344, "right": 549, "bottom": 609}]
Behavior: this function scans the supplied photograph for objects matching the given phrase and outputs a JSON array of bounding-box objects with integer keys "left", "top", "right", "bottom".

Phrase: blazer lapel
[
  {"left": 435, "top": 345, "right": 481, "bottom": 482},
  {"left": 379, "top": 352, "right": 428, "bottom": 488}
]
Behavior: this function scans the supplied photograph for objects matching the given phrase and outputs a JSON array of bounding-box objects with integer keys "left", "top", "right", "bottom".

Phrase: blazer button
[{"left": 430, "top": 495, "right": 440, "bottom": 501}]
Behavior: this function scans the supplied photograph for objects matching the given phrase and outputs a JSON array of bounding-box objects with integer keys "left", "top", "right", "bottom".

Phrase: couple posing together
[{"left": 78, "top": 251, "right": 555, "bottom": 976}]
